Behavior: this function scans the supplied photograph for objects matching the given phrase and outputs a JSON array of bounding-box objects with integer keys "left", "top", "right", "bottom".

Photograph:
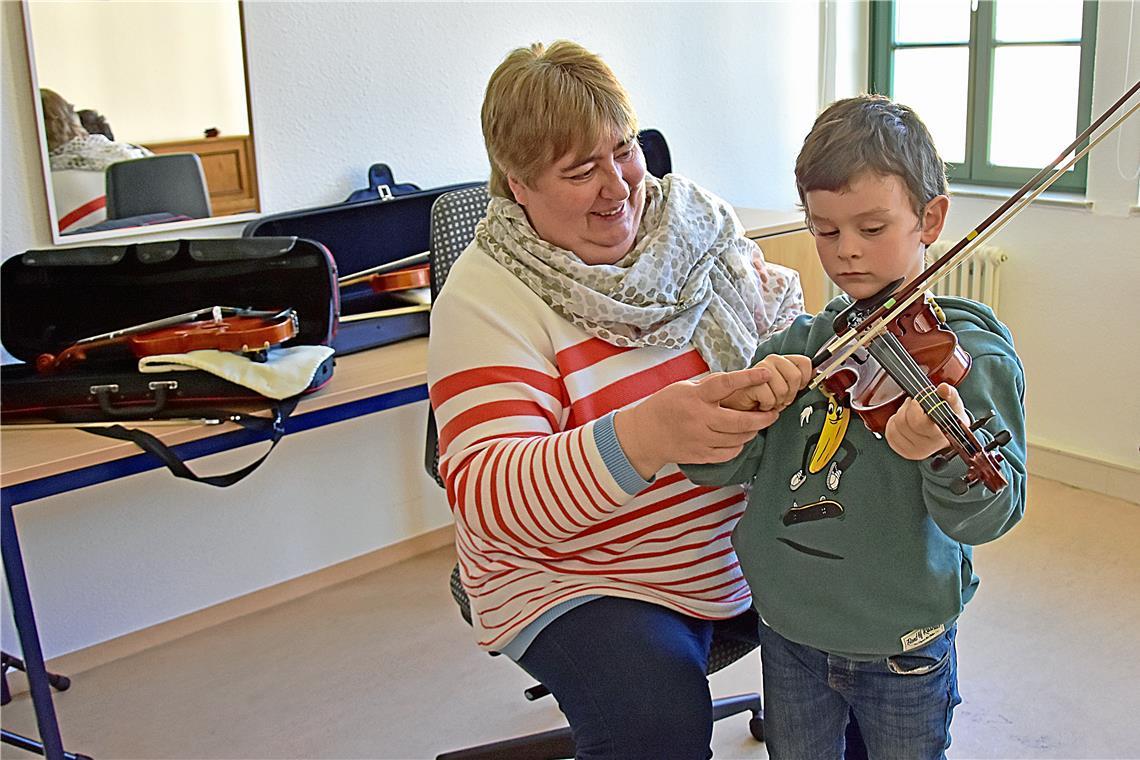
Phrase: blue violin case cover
[{"left": 244, "top": 181, "right": 481, "bottom": 355}]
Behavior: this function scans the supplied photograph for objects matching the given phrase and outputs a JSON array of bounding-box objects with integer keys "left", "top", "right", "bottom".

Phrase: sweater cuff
[{"left": 593, "top": 411, "right": 653, "bottom": 495}]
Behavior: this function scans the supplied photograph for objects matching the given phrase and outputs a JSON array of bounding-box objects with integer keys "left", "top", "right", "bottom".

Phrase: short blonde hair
[
  {"left": 40, "top": 88, "right": 87, "bottom": 153},
  {"left": 481, "top": 40, "right": 638, "bottom": 199}
]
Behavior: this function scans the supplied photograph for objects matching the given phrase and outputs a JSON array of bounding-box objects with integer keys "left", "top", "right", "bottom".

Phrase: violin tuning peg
[
  {"left": 970, "top": 410, "right": 997, "bottom": 432},
  {"left": 950, "top": 476, "right": 971, "bottom": 496},
  {"left": 984, "top": 430, "right": 1012, "bottom": 452},
  {"left": 930, "top": 445, "right": 956, "bottom": 471}
]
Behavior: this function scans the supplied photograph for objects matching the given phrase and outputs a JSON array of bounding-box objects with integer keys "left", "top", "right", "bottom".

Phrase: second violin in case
[
  {"left": 244, "top": 181, "right": 482, "bottom": 355},
  {"left": 0, "top": 236, "right": 338, "bottom": 422}
]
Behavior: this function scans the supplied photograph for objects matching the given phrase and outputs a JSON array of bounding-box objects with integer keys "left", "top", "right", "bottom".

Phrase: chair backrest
[
  {"left": 638, "top": 128, "right": 672, "bottom": 178},
  {"left": 424, "top": 184, "right": 492, "bottom": 486},
  {"left": 427, "top": 184, "right": 492, "bottom": 300},
  {"left": 105, "top": 153, "right": 212, "bottom": 220}
]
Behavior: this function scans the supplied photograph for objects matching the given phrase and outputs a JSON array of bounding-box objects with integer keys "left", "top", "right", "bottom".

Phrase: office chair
[
  {"left": 425, "top": 184, "right": 764, "bottom": 760},
  {"left": 105, "top": 153, "right": 212, "bottom": 220},
  {"left": 638, "top": 128, "right": 672, "bottom": 178}
]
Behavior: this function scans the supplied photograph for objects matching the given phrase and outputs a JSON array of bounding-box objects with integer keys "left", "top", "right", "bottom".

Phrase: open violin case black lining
[
  {"left": 244, "top": 181, "right": 481, "bottom": 355},
  {"left": 1, "top": 236, "right": 338, "bottom": 420}
]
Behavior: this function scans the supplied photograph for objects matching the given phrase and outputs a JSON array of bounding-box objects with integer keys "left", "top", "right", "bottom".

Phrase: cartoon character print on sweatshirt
[{"left": 780, "top": 391, "right": 859, "bottom": 528}]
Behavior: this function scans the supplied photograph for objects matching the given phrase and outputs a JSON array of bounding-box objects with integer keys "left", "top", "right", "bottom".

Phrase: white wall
[
  {"left": 1, "top": 2, "right": 820, "bottom": 659},
  {"left": 242, "top": 1, "right": 819, "bottom": 216}
]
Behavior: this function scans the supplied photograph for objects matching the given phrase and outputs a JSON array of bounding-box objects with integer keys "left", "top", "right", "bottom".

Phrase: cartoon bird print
[{"left": 789, "top": 391, "right": 859, "bottom": 493}]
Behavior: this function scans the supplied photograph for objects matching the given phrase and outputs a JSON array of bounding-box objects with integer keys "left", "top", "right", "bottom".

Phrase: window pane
[
  {"left": 895, "top": 0, "right": 971, "bottom": 44},
  {"left": 990, "top": 46, "right": 1080, "bottom": 169},
  {"left": 995, "top": 0, "right": 1083, "bottom": 42},
  {"left": 893, "top": 48, "right": 969, "bottom": 164}
]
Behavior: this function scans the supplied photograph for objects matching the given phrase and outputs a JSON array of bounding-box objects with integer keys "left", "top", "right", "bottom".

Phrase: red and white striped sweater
[{"left": 427, "top": 242, "right": 752, "bottom": 651}]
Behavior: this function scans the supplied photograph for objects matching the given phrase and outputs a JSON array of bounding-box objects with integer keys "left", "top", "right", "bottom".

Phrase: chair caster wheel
[{"left": 749, "top": 715, "right": 765, "bottom": 742}]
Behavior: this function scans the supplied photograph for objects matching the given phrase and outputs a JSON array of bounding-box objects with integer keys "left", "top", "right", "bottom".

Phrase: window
[{"left": 870, "top": 0, "right": 1098, "bottom": 193}]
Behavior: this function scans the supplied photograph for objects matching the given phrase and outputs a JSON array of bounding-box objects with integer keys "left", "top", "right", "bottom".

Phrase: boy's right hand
[{"left": 720, "top": 354, "right": 813, "bottom": 412}]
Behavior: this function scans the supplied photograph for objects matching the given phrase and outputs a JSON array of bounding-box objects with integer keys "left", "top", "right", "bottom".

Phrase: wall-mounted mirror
[{"left": 23, "top": 0, "right": 259, "bottom": 244}]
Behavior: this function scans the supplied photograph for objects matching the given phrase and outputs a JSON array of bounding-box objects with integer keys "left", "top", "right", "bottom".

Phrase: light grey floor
[{"left": 2, "top": 476, "right": 1138, "bottom": 759}]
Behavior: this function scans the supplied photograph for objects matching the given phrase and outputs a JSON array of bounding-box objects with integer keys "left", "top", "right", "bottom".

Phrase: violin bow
[
  {"left": 810, "top": 78, "right": 1140, "bottom": 390},
  {"left": 337, "top": 251, "right": 429, "bottom": 287}
]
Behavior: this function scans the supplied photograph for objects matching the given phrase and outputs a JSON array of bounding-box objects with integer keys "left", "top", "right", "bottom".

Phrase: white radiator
[{"left": 826, "top": 241, "right": 1008, "bottom": 314}]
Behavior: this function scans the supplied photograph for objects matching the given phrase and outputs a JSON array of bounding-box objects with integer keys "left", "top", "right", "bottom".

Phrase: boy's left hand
[
  {"left": 720, "top": 354, "right": 811, "bottom": 412},
  {"left": 884, "top": 383, "right": 969, "bottom": 461}
]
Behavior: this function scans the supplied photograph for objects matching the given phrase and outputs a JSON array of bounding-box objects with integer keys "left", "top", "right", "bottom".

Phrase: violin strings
[
  {"left": 874, "top": 349, "right": 973, "bottom": 453},
  {"left": 867, "top": 332, "right": 976, "bottom": 454}
]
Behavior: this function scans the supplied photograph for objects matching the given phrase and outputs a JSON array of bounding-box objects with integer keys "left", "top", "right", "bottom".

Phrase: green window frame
[{"left": 869, "top": 0, "right": 1098, "bottom": 193}]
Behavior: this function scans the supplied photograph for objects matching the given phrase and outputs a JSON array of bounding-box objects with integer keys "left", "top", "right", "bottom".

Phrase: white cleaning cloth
[{"left": 138, "top": 345, "right": 335, "bottom": 399}]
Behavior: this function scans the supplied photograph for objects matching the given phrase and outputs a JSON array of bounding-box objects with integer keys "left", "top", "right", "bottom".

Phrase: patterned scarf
[
  {"left": 49, "top": 135, "right": 151, "bottom": 172},
  {"left": 476, "top": 174, "right": 802, "bottom": 371}
]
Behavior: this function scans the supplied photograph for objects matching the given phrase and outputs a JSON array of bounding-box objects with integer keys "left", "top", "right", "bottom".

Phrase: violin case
[
  {"left": 244, "top": 180, "right": 481, "bottom": 355},
  {"left": 0, "top": 236, "right": 337, "bottom": 421}
]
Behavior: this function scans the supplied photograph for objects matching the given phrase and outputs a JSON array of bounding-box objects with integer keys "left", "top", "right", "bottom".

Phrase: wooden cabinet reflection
[{"left": 142, "top": 135, "right": 259, "bottom": 216}]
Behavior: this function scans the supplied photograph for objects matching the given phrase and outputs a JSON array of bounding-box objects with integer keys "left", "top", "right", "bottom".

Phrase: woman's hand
[
  {"left": 885, "top": 383, "right": 969, "bottom": 461},
  {"left": 720, "top": 354, "right": 812, "bottom": 412},
  {"left": 614, "top": 366, "right": 782, "bottom": 479}
]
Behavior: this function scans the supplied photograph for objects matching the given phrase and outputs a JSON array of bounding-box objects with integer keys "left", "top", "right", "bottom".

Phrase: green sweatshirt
[{"left": 684, "top": 295, "right": 1026, "bottom": 659}]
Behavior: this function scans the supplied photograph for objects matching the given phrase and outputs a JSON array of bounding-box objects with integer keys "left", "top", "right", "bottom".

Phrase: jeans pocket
[{"left": 886, "top": 631, "right": 953, "bottom": 676}]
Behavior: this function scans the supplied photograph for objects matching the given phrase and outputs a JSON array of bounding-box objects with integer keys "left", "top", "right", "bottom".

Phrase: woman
[
  {"left": 40, "top": 88, "right": 150, "bottom": 233},
  {"left": 427, "top": 41, "right": 802, "bottom": 759}
]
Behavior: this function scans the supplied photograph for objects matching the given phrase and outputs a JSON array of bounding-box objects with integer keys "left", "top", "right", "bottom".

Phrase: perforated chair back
[
  {"left": 424, "top": 184, "right": 492, "bottom": 488},
  {"left": 428, "top": 184, "right": 492, "bottom": 300},
  {"left": 106, "top": 153, "right": 212, "bottom": 220}
]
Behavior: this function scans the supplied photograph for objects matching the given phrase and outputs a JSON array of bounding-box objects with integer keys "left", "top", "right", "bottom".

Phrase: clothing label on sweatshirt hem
[{"left": 900, "top": 624, "right": 945, "bottom": 651}]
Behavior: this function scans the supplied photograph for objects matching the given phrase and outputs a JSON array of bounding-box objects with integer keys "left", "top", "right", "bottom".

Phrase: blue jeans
[
  {"left": 516, "top": 597, "right": 760, "bottom": 760},
  {"left": 757, "top": 620, "right": 961, "bottom": 760}
]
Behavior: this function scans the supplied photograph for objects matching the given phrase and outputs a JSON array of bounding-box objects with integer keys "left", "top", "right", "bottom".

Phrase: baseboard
[
  {"left": 7, "top": 525, "right": 454, "bottom": 696},
  {"left": 1027, "top": 441, "right": 1139, "bottom": 505}
]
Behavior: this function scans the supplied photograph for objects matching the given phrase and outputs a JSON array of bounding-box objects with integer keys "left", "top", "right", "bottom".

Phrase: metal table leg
[{"left": 2, "top": 488, "right": 66, "bottom": 760}]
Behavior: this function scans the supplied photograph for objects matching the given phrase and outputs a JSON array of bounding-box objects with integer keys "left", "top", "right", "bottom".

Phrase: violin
[
  {"left": 365, "top": 264, "right": 429, "bottom": 294},
  {"left": 817, "top": 283, "right": 1008, "bottom": 494},
  {"left": 338, "top": 252, "right": 430, "bottom": 293},
  {"left": 808, "top": 79, "right": 1139, "bottom": 493},
  {"left": 36, "top": 306, "right": 298, "bottom": 375}
]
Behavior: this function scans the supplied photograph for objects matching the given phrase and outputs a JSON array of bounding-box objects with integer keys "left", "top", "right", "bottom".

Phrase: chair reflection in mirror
[{"left": 105, "top": 154, "right": 212, "bottom": 221}]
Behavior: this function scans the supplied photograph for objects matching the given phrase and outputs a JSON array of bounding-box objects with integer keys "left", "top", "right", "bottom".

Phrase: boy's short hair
[
  {"left": 795, "top": 94, "right": 948, "bottom": 224},
  {"left": 481, "top": 40, "right": 639, "bottom": 199}
]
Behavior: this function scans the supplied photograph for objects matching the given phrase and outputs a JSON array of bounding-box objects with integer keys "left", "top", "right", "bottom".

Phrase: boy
[{"left": 682, "top": 95, "right": 1026, "bottom": 759}]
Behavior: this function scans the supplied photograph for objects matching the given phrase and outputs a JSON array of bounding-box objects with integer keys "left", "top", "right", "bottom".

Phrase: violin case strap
[{"left": 64, "top": 397, "right": 300, "bottom": 487}]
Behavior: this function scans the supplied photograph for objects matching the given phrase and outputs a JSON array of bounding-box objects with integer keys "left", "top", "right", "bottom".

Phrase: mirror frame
[{"left": 22, "top": 0, "right": 261, "bottom": 245}]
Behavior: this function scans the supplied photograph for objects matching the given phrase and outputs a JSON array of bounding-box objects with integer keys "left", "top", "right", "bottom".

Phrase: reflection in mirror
[{"left": 23, "top": 0, "right": 259, "bottom": 243}]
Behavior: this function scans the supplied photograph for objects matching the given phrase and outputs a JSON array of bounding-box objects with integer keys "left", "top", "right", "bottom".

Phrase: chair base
[{"left": 435, "top": 691, "right": 763, "bottom": 760}]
